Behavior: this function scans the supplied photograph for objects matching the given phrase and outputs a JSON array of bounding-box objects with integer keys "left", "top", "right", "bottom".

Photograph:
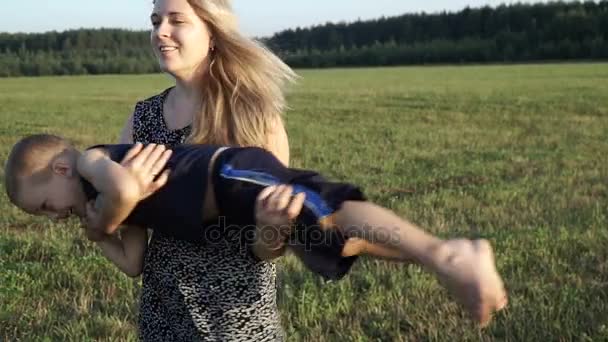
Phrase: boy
[{"left": 5, "top": 134, "right": 507, "bottom": 327}]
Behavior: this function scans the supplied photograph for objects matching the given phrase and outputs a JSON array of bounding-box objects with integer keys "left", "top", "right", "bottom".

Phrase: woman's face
[{"left": 150, "top": 0, "right": 213, "bottom": 79}]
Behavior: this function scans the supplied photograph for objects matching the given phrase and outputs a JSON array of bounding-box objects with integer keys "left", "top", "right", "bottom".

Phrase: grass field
[{"left": 1, "top": 63, "right": 607, "bottom": 341}]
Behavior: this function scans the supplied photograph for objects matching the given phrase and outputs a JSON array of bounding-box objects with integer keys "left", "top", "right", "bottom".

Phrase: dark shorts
[{"left": 211, "top": 147, "right": 366, "bottom": 281}]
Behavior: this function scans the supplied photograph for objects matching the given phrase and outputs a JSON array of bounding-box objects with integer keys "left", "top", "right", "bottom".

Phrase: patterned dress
[{"left": 131, "top": 88, "right": 284, "bottom": 341}]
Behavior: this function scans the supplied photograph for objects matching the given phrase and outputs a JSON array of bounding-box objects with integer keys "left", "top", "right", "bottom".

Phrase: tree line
[
  {"left": 1, "top": 1, "right": 607, "bottom": 76},
  {"left": 264, "top": 1, "right": 608, "bottom": 67},
  {"left": 0, "top": 29, "right": 158, "bottom": 76}
]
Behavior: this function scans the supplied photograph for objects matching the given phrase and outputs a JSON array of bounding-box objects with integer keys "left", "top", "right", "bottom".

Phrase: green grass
[{"left": 1, "top": 63, "right": 607, "bottom": 341}]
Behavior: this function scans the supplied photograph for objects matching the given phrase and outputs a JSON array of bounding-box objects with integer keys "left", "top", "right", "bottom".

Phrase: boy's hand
[
  {"left": 120, "top": 143, "right": 172, "bottom": 200},
  {"left": 254, "top": 185, "right": 306, "bottom": 253}
]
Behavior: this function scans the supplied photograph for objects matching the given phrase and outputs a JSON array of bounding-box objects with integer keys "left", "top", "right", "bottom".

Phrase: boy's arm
[
  {"left": 77, "top": 144, "right": 171, "bottom": 240},
  {"left": 77, "top": 148, "right": 144, "bottom": 239},
  {"left": 96, "top": 226, "right": 148, "bottom": 277}
]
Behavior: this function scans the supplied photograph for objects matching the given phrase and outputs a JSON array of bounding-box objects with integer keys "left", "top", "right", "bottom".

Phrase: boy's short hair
[{"left": 4, "top": 134, "right": 72, "bottom": 205}]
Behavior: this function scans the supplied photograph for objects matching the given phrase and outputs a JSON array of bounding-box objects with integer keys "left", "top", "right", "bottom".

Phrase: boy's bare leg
[
  {"left": 342, "top": 238, "right": 412, "bottom": 262},
  {"left": 332, "top": 201, "right": 507, "bottom": 327}
]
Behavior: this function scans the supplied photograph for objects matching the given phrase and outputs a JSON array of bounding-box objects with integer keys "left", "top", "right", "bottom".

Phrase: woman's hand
[
  {"left": 253, "top": 185, "right": 306, "bottom": 258},
  {"left": 82, "top": 200, "right": 107, "bottom": 241},
  {"left": 120, "top": 143, "right": 172, "bottom": 200}
]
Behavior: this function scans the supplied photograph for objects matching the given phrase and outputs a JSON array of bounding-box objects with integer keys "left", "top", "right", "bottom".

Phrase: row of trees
[
  {"left": 266, "top": 1, "right": 608, "bottom": 51},
  {"left": 0, "top": 30, "right": 157, "bottom": 76},
  {"left": 0, "top": 50, "right": 158, "bottom": 77},
  {"left": 0, "top": 29, "right": 150, "bottom": 53},
  {"left": 0, "top": 1, "right": 607, "bottom": 76},
  {"left": 284, "top": 37, "right": 608, "bottom": 68},
  {"left": 265, "top": 1, "right": 608, "bottom": 66}
]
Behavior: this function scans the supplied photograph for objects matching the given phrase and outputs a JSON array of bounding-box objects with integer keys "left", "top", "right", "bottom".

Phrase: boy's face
[{"left": 17, "top": 158, "right": 87, "bottom": 220}]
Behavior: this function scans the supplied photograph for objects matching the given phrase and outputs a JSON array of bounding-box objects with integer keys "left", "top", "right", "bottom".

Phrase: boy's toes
[
  {"left": 477, "top": 284, "right": 508, "bottom": 327},
  {"left": 477, "top": 306, "right": 492, "bottom": 328},
  {"left": 497, "top": 293, "right": 508, "bottom": 311}
]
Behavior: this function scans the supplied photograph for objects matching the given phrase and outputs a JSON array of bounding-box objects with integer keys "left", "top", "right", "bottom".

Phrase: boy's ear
[{"left": 51, "top": 156, "right": 74, "bottom": 177}]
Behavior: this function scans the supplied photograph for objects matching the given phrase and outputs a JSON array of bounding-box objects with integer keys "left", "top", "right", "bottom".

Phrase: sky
[{"left": 1, "top": 0, "right": 554, "bottom": 38}]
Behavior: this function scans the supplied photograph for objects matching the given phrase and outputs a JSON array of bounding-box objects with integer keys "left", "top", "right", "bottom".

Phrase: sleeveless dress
[{"left": 132, "top": 88, "right": 284, "bottom": 341}]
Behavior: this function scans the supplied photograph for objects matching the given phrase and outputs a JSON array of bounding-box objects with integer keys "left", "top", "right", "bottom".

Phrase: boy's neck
[
  {"left": 69, "top": 149, "right": 83, "bottom": 173},
  {"left": 72, "top": 149, "right": 97, "bottom": 208}
]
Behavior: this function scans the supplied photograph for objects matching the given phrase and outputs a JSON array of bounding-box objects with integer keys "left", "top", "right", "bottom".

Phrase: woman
[{"left": 118, "top": 0, "right": 294, "bottom": 340}]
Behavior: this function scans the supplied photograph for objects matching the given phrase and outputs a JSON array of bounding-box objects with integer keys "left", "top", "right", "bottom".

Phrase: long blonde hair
[{"left": 185, "top": 0, "right": 297, "bottom": 147}]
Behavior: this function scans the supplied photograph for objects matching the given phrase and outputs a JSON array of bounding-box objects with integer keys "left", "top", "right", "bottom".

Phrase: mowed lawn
[{"left": 1, "top": 63, "right": 607, "bottom": 341}]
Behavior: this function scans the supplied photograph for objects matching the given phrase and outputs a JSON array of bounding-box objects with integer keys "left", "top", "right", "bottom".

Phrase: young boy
[{"left": 5, "top": 134, "right": 507, "bottom": 327}]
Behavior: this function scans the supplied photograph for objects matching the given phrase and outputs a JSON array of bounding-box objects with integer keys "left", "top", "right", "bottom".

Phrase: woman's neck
[
  {"left": 173, "top": 75, "right": 202, "bottom": 99},
  {"left": 164, "top": 76, "right": 203, "bottom": 130},
  {"left": 172, "top": 63, "right": 206, "bottom": 95}
]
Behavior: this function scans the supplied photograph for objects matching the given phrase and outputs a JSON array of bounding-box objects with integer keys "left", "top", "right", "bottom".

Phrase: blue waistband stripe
[{"left": 219, "top": 164, "right": 334, "bottom": 220}]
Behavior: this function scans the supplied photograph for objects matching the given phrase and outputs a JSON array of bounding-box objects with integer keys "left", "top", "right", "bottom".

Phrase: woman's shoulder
[
  {"left": 131, "top": 87, "right": 172, "bottom": 130},
  {"left": 131, "top": 87, "right": 184, "bottom": 144},
  {"left": 133, "top": 87, "right": 173, "bottom": 113}
]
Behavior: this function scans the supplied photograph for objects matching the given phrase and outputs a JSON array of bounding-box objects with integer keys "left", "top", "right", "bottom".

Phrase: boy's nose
[{"left": 49, "top": 211, "right": 68, "bottom": 221}]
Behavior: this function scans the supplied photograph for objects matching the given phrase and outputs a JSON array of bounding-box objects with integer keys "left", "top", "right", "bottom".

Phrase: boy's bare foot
[{"left": 432, "top": 239, "right": 508, "bottom": 327}]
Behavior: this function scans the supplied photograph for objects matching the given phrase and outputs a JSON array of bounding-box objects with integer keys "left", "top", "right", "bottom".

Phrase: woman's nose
[{"left": 155, "top": 21, "right": 171, "bottom": 39}]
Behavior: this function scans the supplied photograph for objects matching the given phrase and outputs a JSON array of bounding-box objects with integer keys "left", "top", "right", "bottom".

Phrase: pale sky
[{"left": 1, "top": 0, "right": 556, "bottom": 38}]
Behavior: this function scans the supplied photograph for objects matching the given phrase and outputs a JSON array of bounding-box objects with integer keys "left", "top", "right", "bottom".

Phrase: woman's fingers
[
  {"left": 275, "top": 185, "right": 293, "bottom": 211},
  {"left": 142, "top": 144, "right": 167, "bottom": 170},
  {"left": 286, "top": 192, "right": 306, "bottom": 220},
  {"left": 120, "top": 142, "right": 143, "bottom": 164},
  {"left": 148, "top": 169, "right": 171, "bottom": 194},
  {"left": 266, "top": 185, "right": 291, "bottom": 211},
  {"left": 122, "top": 143, "right": 171, "bottom": 178},
  {"left": 276, "top": 192, "right": 305, "bottom": 238},
  {"left": 256, "top": 186, "right": 277, "bottom": 211},
  {"left": 149, "top": 149, "right": 172, "bottom": 177},
  {"left": 265, "top": 185, "right": 280, "bottom": 210},
  {"left": 124, "top": 143, "right": 153, "bottom": 168},
  {"left": 256, "top": 186, "right": 278, "bottom": 226},
  {"left": 138, "top": 143, "right": 160, "bottom": 168},
  {"left": 261, "top": 185, "right": 305, "bottom": 216}
]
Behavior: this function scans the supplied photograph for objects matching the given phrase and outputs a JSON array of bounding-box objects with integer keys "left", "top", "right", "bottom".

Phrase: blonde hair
[
  {"left": 184, "top": 0, "right": 297, "bottom": 147},
  {"left": 4, "top": 134, "right": 72, "bottom": 205}
]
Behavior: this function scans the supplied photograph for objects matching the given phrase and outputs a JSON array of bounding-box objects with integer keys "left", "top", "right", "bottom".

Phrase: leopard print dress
[{"left": 132, "top": 88, "right": 284, "bottom": 341}]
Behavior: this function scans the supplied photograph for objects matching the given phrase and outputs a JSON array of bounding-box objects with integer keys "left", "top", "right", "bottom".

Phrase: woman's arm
[
  {"left": 96, "top": 111, "right": 148, "bottom": 275},
  {"left": 119, "top": 113, "right": 134, "bottom": 144},
  {"left": 250, "top": 116, "right": 292, "bottom": 260},
  {"left": 265, "top": 116, "right": 290, "bottom": 166},
  {"left": 78, "top": 148, "right": 150, "bottom": 239},
  {"left": 96, "top": 226, "right": 148, "bottom": 277}
]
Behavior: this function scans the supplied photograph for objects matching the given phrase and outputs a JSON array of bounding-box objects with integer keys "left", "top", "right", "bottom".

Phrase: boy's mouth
[{"left": 58, "top": 207, "right": 74, "bottom": 219}]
